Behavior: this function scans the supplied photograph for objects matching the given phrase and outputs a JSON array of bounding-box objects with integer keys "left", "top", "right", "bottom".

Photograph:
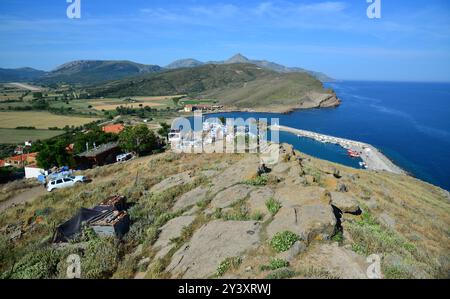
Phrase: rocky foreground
[{"left": 0, "top": 144, "right": 449, "bottom": 279}]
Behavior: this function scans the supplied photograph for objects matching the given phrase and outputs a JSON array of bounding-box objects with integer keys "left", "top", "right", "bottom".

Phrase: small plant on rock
[
  {"left": 270, "top": 231, "right": 300, "bottom": 253},
  {"left": 265, "top": 268, "right": 296, "bottom": 279},
  {"left": 265, "top": 198, "right": 282, "bottom": 216},
  {"left": 260, "top": 258, "right": 289, "bottom": 271},
  {"left": 244, "top": 174, "right": 269, "bottom": 186},
  {"left": 216, "top": 256, "right": 242, "bottom": 277}
]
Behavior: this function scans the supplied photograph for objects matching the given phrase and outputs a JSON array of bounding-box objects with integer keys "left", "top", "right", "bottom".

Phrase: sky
[{"left": 0, "top": 0, "right": 449, "bottom": 82}]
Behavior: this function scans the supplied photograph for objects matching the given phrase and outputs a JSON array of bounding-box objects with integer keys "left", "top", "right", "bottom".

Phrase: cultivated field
[
  {"left": 0, "top": 128, "right": 64, "bottom": 144},
  {"left": 0, "top": 111, "right": 100, "bottom": 129}
]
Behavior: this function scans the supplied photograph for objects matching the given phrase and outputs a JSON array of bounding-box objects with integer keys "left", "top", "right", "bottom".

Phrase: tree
[
  {"left": 119, "top": 125, "right": 159, "bottom": 156},
  {"left": 35, "top": 139, "right": 74, "bottom": 169},
  {"left": 157, "top": 122, "right": 171, "bottom": 139},
  {"left": 32, "top": 99, "right": 49, "bottom": 110},
  {"left": 33, "top": 92, "right": 43, "bottom": 99}
]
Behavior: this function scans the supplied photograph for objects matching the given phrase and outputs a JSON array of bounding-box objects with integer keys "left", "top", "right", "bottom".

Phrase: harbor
[{"left": 271, "top": 125, "right": 406, "bottom": 174}]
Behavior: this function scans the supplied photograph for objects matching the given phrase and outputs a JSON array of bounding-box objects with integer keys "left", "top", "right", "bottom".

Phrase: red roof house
[
  {"left": 5, "top": 152, "right": 38, "bottom": 167},
  {"left": 102, "top": 124, "right": 125, "bottom": 134}
]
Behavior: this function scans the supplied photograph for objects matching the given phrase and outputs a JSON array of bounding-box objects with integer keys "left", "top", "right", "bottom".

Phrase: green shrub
[
  {"left": 265, "top": 198, "right": 281, "bottom": 216},
  {"left": 347, "top": 212, "right": 416, "bottom": 257},
  {"left": 216, "top": 256, "right": 242, "bottom": 277},
  {"left": 383, "top": 264, "right": 414, "bottom": 279},
  {"left": 82, "top": 238, "right": 120, "bottom": 279},
  {"left": 270, "top": 231, "right": 300, "bottom": 253},
  {"left": 260, "top": 258, "right": 289, "bottom": 271},
  {"left": 331, "top": 231, "right": 344, "bottom": 243},
  {"left": 297, "top": 267, "right": 339, "bottom": 279},
  {"left": 6, "top": 247, "right": 62, "bottom": 279},
  {"left": 265, "top": 268, "right": 296, "bottom": 279},
  {"left": 244, "top": 174, "right": 269, "bottom": 186},
  {"left": 250, "top": 211, "right": 264, "bottom": 221}
]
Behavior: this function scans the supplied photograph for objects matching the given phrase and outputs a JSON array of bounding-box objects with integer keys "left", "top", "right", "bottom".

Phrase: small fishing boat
[{"left": 347, "top": 149, "right": 361, "bottom": 158}]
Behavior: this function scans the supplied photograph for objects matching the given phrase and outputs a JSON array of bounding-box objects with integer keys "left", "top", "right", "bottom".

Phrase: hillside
[
  {"left": 210, "top": 54, "right": 334, "bottom": 82},
  {"left": 88, "top": 63, "right": 340, "bottom": 112},
  {"left": 166, "top": 54, "right": 335, "bottom": 82},
  {"left": 165, "top": 59, "right": 204, "bottom": 69},
  {"left": 0, "top": 67, "right": 46, "bottom": 83},
  {"left": 37, "top": 60, "right": 162, "bottom": 85},
  {"left": 0, "top": 145, "right": 449, "bottom": 279}
]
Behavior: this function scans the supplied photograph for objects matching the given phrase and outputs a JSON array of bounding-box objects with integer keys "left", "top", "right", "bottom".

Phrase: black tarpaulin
[{"left": 53, "top": 207, "right": 110, "bottom": 243}]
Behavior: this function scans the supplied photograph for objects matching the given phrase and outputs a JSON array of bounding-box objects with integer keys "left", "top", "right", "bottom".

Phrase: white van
[{"left": 47, "top": 176, "right": 86, "bottom": 192}]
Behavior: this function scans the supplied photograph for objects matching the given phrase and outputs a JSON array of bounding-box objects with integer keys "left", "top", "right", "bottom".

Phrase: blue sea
[{"left": 203, "top": 81, "right": 450, "bottom": 191}]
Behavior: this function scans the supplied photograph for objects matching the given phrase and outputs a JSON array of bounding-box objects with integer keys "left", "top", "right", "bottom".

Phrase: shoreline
[{"left": 271, "top": 125, "right": 406, "bottom": 175}]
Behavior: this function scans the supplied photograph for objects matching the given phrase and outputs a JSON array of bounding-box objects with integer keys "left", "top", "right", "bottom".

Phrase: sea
[{"left": 201, "top": 81, "right": 450, "bottom": 191}]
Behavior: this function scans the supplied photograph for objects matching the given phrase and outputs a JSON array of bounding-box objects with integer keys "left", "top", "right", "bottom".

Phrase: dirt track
[{"left": 0, "top": 186, "right": 47, "bottom": 213}]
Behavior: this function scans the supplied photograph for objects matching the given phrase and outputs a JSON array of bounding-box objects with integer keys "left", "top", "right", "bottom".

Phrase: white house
[{"left": 25, "top": 165, "right": 45, "bottom": 179}]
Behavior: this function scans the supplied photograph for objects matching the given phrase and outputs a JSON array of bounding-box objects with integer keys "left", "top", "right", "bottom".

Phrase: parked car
[
  {"left": 116, "top": 153, "right": 133, "bottom": 163},
  {"left": 47, "top": 176, "right": 86, "bottom": 192}
]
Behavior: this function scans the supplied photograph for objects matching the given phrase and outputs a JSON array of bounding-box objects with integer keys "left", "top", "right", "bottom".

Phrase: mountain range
[
  {"left": 88, "top": 63, "right": 340, "bottom": 112},
  {"left": 168, "top": 53, "right": 334, "bottom": 82},
  {"left": 0, "top": 54, "right": 334, "bottom": 85}
]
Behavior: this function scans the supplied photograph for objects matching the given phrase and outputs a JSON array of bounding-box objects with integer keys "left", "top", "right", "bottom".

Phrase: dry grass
[
  {"left": 0, "top": 111, "right": 100, "bottom": 129},
  {"left": 0, "top": 149, "right": 448, "bottom": 279}
]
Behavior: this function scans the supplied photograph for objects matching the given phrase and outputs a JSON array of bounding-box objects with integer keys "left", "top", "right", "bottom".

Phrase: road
[
  {"left": 6, "top": 82, "right": 43, "bottom": 92},
  {"left": 0, "top": 186, "right": 47, "bottom": 213}
]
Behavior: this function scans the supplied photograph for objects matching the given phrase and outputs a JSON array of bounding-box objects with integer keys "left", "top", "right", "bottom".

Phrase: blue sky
[{"left": 0, "top": 0, "right": 449, "bottom": 81}]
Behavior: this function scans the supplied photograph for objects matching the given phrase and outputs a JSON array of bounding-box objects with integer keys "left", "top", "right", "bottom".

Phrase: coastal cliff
[
  {"left": 301, "top": 91, "right": 341, "bottom": 109},
  {"left": 231, "top": 91, "right": 341, "bottom": 113}
]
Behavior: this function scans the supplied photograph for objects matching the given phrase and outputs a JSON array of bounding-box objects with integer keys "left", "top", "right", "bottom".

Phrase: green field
[{"left": 0, "top": 128, "right": 64, "bottom": 144}]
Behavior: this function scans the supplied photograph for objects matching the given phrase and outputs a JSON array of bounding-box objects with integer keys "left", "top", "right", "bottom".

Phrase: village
[
  {"left": 0, "top": 122, "right": 129, "bottom": 183},
  {"left": 0, "top": 99, "right": 228, "bottom": 182}
]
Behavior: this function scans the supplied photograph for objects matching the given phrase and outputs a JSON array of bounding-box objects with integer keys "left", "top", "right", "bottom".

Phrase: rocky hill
[
  {"left": 0, "top": 144, "right": 448, "bottom": 279},
  {"left": 169, "top": 53, "right": 335, "bottom": 82},
  {"left": 89, "top": 63, "right": 340, "bottom": 112},
  {"left": 165, "top": 59, "right": 204, "bottom": 69},
  {"left": 37, "top": 60, "right": 162, "bottom": 85},
  {"left": 0, "top": 67, "right": 46, "bottom": 83}
]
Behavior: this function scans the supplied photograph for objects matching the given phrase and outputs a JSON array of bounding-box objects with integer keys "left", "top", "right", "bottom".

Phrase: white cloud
[
  {"left": 297, "top": 1, "right": 347, "bottom": 13},
  {"left": 254, "top": 2, "right": 275, "bottom": 16}
]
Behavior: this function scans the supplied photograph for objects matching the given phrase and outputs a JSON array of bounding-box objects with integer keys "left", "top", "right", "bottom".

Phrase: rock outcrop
[
  {"left": 330, "top": 192, "right": 360, "bottom": 214},
  {"left": 166, "top": 220, "right": 261, "bottom": 278},
  {"left": 153, "top": 216, "right": 197, "bottom": 259},
  {"left": 267, "top": 186, "right": 337, "bottom": 242},
  {"left": 209, "top": 184, "right": 254, "bottom": 210},
  {"left": 294, "top": 243, "right": 368, "bottom": 279},
  {"left": 172, "top": 187, "right": 209, "bottom": 212},
  {"left": 247, "top": 187, "right": 275, "bottom": 221},
  {"left": 151, "top": 171, "right": 196, "bottom": 193}
]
